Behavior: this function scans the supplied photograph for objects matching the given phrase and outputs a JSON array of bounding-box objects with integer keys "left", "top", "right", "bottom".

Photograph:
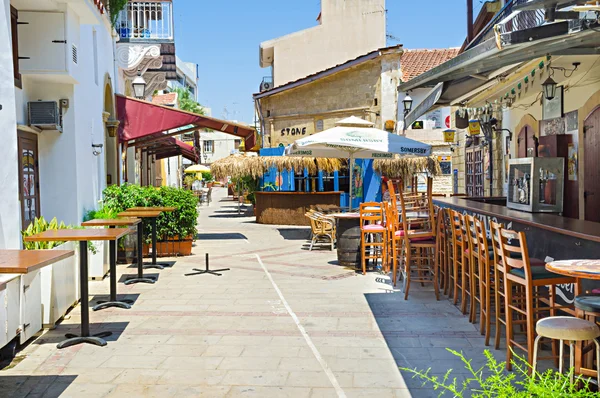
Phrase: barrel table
[{"left": 330, "top": 213, "right": 361, "bottom": 269}]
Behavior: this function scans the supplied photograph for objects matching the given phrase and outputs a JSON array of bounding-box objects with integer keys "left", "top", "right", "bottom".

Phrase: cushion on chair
[
  {"left": 394, "top": 230, "right": 433, "bottom": 242},
  {"left": 574, "top": 295, "right": 600, "bottom": 313},
  {"left": 362, "top": 224, "right": 385, "bottom": 232},
  {"left": 509, "top": 266, "right": 565, "bottom": 280},
  {"left": 536, "top": 316, "right": 600, "bottom": 341},
  {"left": 410, "top": 238, "right": 436, "bottom": 244}
]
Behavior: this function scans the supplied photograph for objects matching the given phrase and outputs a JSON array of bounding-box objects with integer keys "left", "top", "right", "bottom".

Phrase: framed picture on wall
[{"left": 542, "top": 85, "right": 564, "bottom": 120}]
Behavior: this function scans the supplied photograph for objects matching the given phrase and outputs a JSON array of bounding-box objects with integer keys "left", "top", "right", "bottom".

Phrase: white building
[
  {"left": 168, "top": 56, "right": 198, "bottom": 98},
  {"left": 3, "top": 0, "right": 118, "bottom": 233}
]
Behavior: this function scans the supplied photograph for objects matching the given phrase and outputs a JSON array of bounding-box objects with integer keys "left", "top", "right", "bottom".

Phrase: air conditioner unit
[
  {"left": 260, "top": 81, "right": 272, "bottom": 92},
  {"left": 28, "top": 101, "right": 61, "bottom": 131}
]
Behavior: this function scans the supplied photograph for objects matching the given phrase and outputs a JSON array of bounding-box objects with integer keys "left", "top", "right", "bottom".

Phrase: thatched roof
[
  {"left": 210, "top": 155, "right": 345, "bottom": 179},
  {"left": 373, "top": 156, "right": 441, "bottom": 179}
]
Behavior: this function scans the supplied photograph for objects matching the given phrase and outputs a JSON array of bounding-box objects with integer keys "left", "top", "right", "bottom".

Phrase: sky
[{"left": 174, "top": 1, "right": 472, "bottom": 124}]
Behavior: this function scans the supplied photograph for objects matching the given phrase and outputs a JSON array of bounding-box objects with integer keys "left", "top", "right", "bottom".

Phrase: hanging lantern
[
  {"left": 443, "top": 129, "right": 456, "bottom": 143},
  {"left": 468, "top": 119, "right": 481, "bottom": 136},
  {"left": 542, "top": 76, "right": 558, "bottom": 100}
]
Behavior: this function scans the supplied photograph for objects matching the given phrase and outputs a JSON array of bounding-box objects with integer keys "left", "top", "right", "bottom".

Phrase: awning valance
[{"left": 115, "top": 95, "right": 257, "bottom": 150}]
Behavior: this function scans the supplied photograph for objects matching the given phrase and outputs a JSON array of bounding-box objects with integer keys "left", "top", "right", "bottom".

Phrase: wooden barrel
[{"left": 337, "top": 218, "right": 362, "bottom": 268}]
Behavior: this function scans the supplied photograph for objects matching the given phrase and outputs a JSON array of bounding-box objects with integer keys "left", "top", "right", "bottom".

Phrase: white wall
[
  {"left": 0, "top": 0, "right": 23, "bottom": 248},
  {"left": 12, "top": 3, "right": 116, "bottom": 225},
  {"left": 380, "top": 55, "right": 401, "bottom": 125},
  {"left": 201, "top": 131, "right": 239, "bottom": 164},
  {"left": 261, "top": 0, "right": 386, "bottom": 86}
]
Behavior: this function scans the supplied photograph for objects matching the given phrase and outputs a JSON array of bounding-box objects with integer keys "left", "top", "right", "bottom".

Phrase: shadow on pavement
[
  {"left": 277, "top": 228, "right": 311, "bottom": 241},
  {"left": 0, "top": 376, "right": 77, "bottom": 397},
  {"left": 196, "top": 232, "right": 248, "bottom": 240}
]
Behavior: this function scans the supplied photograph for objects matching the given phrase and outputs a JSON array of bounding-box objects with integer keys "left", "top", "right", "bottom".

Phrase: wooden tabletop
[
  {"left": 81, "top": 218, "right": 141, "bottom": 227},
  {"left": 0, "top": 250, "right": 74, "bottom": 274},
  {"left": 127, "top": 206, "right": 176, "bottom": 212},
  {"left": 117, "top": 210, "right": 162, "bottom": 218},
  {"left": 546, "top": 260, "right": 600, "bottom": 280},
  {"left": 24, "top": 229, "right": 130, "bottom": 242}
]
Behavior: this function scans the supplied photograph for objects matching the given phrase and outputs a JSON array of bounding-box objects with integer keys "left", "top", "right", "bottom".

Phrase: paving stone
[
  {"left": 218, "top": 357, "right": 281, "bottom": 370},
  {"left": 112, "top": 369, "right": 166, "bottom": 385},
  {"left": 101, "top": 355, "right": 167, "bottom": 369},
  {"left": 159, "top": 356, "right": 223, "bottom": 370},
  {"left": 227, "top": 386, "right": 311, "bottom": 397},
  {"left": 221, "top": 370, "right": 290, "bottom": 386}
]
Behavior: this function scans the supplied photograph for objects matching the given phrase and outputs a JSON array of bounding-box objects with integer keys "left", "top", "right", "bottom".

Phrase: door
[
  {"left": 518, "top": 125, "right": 536, "bottom": 158},
  {"left": 20, "top": 271, "right": 41, "bottom": 343},
  {"left": 465, "top": 146, "right": 484, "bottom": 197},
  {"left": 17, "top": 131, "right": 41, "bottom": 228},
  {"left": 584, "top": 107, "right": 600, "bottom": 222}
]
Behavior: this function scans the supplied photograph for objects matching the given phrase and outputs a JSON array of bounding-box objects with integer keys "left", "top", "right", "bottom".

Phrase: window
[
  {"left": 11, "top": 6, "right": 21, "bottom": 88},
  {"left": 234, "top": 139, "right": 241, "bottom": 150},
  {"left": 203, "top": 140, "right": 214, "bottom": 153},
  {"left": 438, "top": 156, "right": 452, "bottom": 175}
]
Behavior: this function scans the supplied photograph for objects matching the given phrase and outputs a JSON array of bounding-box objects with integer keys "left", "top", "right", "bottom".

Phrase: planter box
[
  {"left": 88, "top": 240, "right": 108, "bottom": 280},
  {"left": 143, "top": 235, "right": 193, "bottom": 257},
  {"left": 40, "top": 242, "right": 79, "bottom": 328}
]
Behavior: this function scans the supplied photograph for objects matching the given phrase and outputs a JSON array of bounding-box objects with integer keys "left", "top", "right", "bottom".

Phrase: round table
[{"left": 546, "top": 260, "right": 600, "bottom": 280}]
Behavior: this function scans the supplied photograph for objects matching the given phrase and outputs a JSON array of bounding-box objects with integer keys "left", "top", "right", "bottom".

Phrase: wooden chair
[
  {"left": 498, "top": 226, "right": 577, "bottom": 370},
  {"left": 449, "top": 210, "right": 471, "bottom": 315},
  {"left": 397, "top": 177, "right": 438, "bottom": 300},
  {"left": 359, "top": 202, "right": 387, "bottom": 275},
  {"left": 383, "top": 201, "right": 402, "bottom": 278},
  {"left": 442, "top": 208, "right": 454, "bottom": 297}
]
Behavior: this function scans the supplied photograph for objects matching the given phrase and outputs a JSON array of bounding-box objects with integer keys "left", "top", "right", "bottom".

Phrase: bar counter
[
  {"left": 255, "top": 191, "right": 342, "bottom": 226},
  {"left": 434, "top": 197, "right": 600, "bottom": 298}
]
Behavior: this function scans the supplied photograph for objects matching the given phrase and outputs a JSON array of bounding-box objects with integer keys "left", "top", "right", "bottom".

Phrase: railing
[
  {"left": 116, "top": 1, "right": 173, "bottom": 41},
  {"left": 466, "top": 0, "right": 545, "bottom": 49}
]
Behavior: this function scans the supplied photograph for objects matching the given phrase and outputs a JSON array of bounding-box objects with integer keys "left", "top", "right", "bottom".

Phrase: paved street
[{"left": 0, "top": 188, "right": 500, "bottom": 397}]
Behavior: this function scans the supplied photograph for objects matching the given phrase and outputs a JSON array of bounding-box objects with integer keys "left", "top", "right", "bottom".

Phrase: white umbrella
[{"left": 285, "top": 116, "right": 431, "bottom": 210}]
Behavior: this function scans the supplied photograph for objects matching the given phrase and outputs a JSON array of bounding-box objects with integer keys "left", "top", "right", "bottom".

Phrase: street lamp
[
  {"left": 542, "top": 76, "right": 557, "bottom": 101},
  {"left": 132, "top": 70, "right": 147, "bottom": 100},
  {"left": 203, "top": 153, "right": 208, "bottom": 164},
  {"left": 402, "top": 93, "right": 413, "bottom": 115}
]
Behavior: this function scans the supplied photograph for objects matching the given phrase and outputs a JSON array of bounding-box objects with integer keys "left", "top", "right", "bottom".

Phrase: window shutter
[{"left": 10, "top": 6, "right": 21, "bottom": 87}]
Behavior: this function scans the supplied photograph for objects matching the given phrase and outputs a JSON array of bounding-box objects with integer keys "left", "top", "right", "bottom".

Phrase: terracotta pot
[{"left": 143, "top": 235, "right": 193, "bottom": 257}]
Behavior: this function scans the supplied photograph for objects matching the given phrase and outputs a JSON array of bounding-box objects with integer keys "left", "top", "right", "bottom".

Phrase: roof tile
[{"left": 401, "top": 48, "right": 460, "bottom": 82}]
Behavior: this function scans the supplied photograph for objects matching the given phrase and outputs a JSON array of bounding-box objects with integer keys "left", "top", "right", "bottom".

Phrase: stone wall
[{"left": 260, "top": 57, "right": 387, "bottom": 147}]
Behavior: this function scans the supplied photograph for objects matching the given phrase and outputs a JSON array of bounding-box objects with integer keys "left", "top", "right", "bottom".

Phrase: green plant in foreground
[
  {"left": 22, "top": 216, "right": 97, "bottom": 254},
  {"left": 200, "top": 170, "right": 213, "bottom": 182},
  {"left": 400, "top": 349, "right": 597, "bottom": 397}
]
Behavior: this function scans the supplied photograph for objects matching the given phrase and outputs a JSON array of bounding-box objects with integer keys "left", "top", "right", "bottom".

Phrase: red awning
[
  {"left": 116, "top": 94, "right": 257, "bottom": 150},
  {"left": 147, "top": 137, "right": 198, "bottom": 163}
]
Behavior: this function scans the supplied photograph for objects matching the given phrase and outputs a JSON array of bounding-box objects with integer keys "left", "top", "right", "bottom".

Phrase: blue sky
[{"left": 174, "top": 1, "right": 470, "bottom": 124}]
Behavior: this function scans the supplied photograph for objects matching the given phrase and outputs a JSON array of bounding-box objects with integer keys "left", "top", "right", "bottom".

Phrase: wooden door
[
  {"left": 518, "top": 125, "right": 536, "bottom": 158},
  {"left": 584, "top": 107, "right": 600, "bottom": 222},
  {"left": 17, "top": 131, "right": 41, "bottom": 228},
  {"left": 465, "top": 146, "right": 484, "bottom": 197}
]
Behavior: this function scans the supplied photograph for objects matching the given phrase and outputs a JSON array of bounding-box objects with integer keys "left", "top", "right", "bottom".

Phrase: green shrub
[
  {"left": 401, "top": 349, "right": 597, "bottom": 397},
  {"left": 200, "top": 171, "right": 213, "bottom": 182},
  {"left": 102, "top": 184, "right": 198, "bottom": 242}
]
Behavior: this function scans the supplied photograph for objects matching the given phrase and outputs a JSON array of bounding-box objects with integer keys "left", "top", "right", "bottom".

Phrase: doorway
[
  {"left": 584, "top": 107, "right": 600, "bottom": 222},
  {"left": 465, "top": 145, "right": 484, "bottom": 197},
  {"left": 17, "top": 131, "right": 41, "bottom": 228},
  {"left": 517, "top": 125, "right": 536, "bottom": 158}
]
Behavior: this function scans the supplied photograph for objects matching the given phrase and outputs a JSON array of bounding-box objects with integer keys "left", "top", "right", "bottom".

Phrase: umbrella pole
[{"left": 348, "top": 154, "right": 354, "bottom": 212}]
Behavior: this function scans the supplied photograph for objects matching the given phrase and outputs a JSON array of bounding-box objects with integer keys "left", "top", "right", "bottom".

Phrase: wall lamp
[
  {"left": 92, "top": 143, "right": 104, "bottom": 156},
  {"left": 542, "top": 62, "right": 580, "bottom": 100}
]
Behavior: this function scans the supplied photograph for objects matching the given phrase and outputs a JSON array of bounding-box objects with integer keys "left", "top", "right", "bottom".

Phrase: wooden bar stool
[
  {"left": 359, "top": 202, "right": 387, "bottom": 275},
  {"left": 435, "top": 206, "right": 449, "bottom": 297},
  {"left": 397, "top": 178, "right": 438, "bottom": 300},
  {"left": 498, "top": 227, "right": 577, "bottom": 370},
  {"left": 533, "top": 316, "right": 600, "bottom": 385},
  {"left": 383, "top": 201, "right": 402, "bottom": 281},
  {"left": 442, "top": 208, "right": 454, "bottom": 297},
  {"left": 464, "top": 215, "right": 483, "bottom": 327},
  {"left": 574, "top": 295, "right": 600, "bottom": 382},
  {"left": 449, "top": 210, "right": 470, "bottom": 315}
]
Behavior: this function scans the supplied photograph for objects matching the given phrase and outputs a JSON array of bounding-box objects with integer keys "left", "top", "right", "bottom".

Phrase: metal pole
[
  {"left": 348, "top": 153, "right": 354, "bottom": 211},
  {"left": 79, "top": 241, "right": 89, "bottom": 337}
]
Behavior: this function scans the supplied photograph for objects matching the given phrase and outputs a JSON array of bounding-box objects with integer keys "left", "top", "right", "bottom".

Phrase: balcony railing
[
  {"left": 467, "top": 0, "right": 545, "bottom": 49},
  {"left": 116, "top": 1, "right": 173, "bottom": 41}
]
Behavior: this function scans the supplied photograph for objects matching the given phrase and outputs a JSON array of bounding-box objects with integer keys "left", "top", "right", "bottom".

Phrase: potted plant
[{"left": 102, "top": 184, "right": 198, "bottom": 257}]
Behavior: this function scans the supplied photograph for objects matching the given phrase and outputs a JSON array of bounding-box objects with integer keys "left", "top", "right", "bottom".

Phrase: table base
[
  {"left": 143, "top": 262, "right": 173, "bottom": 270},
  {"left": 92, "top": 301, "right": 132, "bottom": 311},
  {"left": 185, "top": 267, "right": 230, "bottom": 277},
  {"left": 58, "top": 331, "right": 112, "bottom": 349},
  {"left": 124, "top": 277, "right": 156, "bottom": 285}
]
